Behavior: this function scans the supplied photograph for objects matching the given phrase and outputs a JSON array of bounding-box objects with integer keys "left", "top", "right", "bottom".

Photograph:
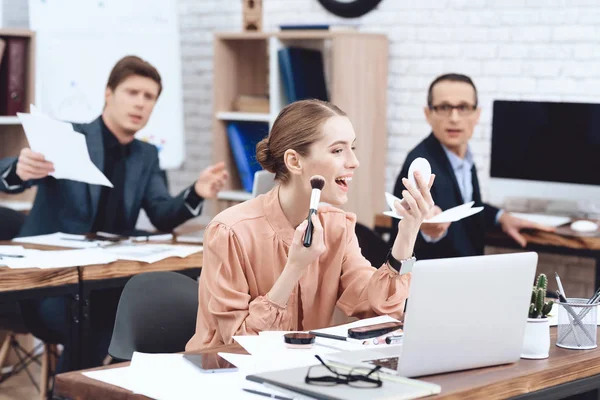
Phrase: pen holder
[{"left": 556, "top": 298, "right": 597, "bottom": 350}]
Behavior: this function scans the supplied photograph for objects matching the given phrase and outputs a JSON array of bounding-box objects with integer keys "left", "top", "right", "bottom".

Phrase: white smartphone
[{"left": 182, "top": 353, "right": 238, "bottom": 373}]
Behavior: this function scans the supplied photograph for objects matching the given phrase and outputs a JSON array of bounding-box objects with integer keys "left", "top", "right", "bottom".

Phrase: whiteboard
[{"left": 28, "top": 0, "right": 184, "bottom": 169}]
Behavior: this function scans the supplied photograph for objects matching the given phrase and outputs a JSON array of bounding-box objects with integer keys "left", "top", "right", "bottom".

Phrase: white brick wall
[
  {"left": 169, "top": 0, "right": 598, "bottom": 203},
  {"left": 172, "top": 1, "right": 599, "bottom": 293}
]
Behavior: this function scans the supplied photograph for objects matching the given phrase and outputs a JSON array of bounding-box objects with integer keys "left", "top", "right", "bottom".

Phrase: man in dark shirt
[{"left": 0, "top": 56, "right": 228, "bottom": 373}]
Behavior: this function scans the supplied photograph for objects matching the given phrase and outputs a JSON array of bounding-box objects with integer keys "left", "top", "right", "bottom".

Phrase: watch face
[{"left": 316, "top": 0, "right": 384, "bottom": 19}]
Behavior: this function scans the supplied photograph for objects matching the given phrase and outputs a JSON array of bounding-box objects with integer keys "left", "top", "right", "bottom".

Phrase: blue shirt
[
  {"left": 441, "top": 145, "right": 474, "bottom": 203},
  {"left": 421, "top": 144, "right": 502, "bottom": 243}
]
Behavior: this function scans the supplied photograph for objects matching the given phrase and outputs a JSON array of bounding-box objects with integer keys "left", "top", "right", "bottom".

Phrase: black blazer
[
  {"left": 389, "top": 133, "right": 499, "bottom": 259},
  {"left": 0, "top": 117, "right": 196, "bottom": 236}
]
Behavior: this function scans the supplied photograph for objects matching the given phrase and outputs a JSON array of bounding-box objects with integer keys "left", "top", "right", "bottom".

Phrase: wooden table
[
  {"left": 54, "top": 329, "right": 600, "bottom": 400},
  {"left": 0, "top": 241, "right": 203, "bottom": 370},
  {"left": 375, "top": 213, "right": 600, "bottom": 287}
]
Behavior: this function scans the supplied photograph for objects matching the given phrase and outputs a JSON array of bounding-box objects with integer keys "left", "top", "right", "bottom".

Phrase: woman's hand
[
  {"left": 391, "top": 171, "right": 435, "bottom": 260},
  {"left": 286, "top": 214, "right": 326, "bottom": 273},
  {"left": 267, "top": 214, "right": 326, "bottom": 307}
]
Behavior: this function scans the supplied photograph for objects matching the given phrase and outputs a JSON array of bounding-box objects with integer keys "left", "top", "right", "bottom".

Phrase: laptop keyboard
[{"left": 366, "top": 357, "right": 399, "bottom": 371}]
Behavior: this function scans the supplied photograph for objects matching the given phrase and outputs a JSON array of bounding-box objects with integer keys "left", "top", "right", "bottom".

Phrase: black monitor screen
[{"left": 491, "top": 100, "right": 600, "bottom": 186}]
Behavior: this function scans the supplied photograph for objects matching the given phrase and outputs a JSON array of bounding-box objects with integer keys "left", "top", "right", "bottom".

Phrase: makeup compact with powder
[{"left": 284, "top": 332, "right": 316, "bottom": 349}]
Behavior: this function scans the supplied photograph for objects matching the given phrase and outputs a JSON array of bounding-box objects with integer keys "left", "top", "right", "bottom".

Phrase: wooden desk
[
  {"left": 0, "top": 241, "right": 203, "bottom": 370},
  {"left": 0, "top": 242, "right": 80, "bottom": 295},
  {"left": 375, "top": 213, "right": 600, "bottom": 288},
  {"left": 54, "top": 329, "right": 600, "bottom": 400}
]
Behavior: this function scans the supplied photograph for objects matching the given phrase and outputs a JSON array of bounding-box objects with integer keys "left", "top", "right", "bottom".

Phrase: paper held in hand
[{"left": 384, "top": 192, "right": 483, "bottom": 224}]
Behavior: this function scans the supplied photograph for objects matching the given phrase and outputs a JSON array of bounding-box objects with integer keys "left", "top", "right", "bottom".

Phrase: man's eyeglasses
[
  {"left": 429, "top": 103, "right": 477, "bottom": 117},
  {"left": 305, "top": 355, "right": 383, "bottom": 388}
]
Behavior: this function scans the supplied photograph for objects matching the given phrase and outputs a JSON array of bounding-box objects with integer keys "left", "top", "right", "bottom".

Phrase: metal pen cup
[{"left": 556, "top": 298, "right": 597, "bottom": 350}]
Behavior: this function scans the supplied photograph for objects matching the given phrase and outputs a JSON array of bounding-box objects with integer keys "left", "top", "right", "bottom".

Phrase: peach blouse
[{"left": 186, "top": 186, "right": 410, "bottom": 351}]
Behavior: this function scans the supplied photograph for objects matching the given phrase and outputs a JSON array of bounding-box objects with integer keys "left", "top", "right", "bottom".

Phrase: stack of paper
[
  {"left": 17, "top": 107, "right": 112, "bottom": 187},
  {"left": 13, "top": 232, "right": 117, "bottom": 248},
  {"left": 85, "top": 352, "right": 291, "bottom": 400},
  {"left": 384, "top": 192, "right": 483, "bottom": 223},
  {"left": 0, "top": 248, "right": 117, "bottom": 269},
  {"left": 101, "top": 243, "right": 203, "bottom": 263}
]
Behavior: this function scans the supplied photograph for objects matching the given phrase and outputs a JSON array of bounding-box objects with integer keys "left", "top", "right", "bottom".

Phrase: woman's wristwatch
[{"left": 386, "top": 250, "right": 416, "bottom": 274}]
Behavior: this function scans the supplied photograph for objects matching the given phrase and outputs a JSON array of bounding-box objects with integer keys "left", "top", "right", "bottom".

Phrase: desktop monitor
[{"left": 489, "top": 100, "right": 600, "bottom": 214}]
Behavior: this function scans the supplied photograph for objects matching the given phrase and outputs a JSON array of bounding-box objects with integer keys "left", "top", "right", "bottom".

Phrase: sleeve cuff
[
  {"left": 1, "top": 163, "right": 24, "bottom": 190},
  {"left": 420, "top": 229, "right": 447, "bottom": 243},
  {"left": 495, "top": 209, "right": 504, "bottom": 225},
  {"left": 183, "top": 186, "right": 204, "bottom": 216}
]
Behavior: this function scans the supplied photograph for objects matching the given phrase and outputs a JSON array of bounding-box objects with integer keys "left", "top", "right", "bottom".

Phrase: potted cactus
[{"left": 521, "top": 273, "right": 554, "bottom": 359}]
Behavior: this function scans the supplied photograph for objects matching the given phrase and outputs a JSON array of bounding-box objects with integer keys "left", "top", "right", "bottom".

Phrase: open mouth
[{"left": 335, "top": 176, "right": 352, "bottom": 190}]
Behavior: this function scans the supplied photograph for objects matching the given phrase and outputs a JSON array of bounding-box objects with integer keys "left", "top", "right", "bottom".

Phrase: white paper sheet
[
  {"left": 384, "top": 192, "right": 484, "bottom": 223},
  {"left": 510, "top": 212, "right": 572, "bottom": 228},
  {"left": 17, "top": 112, "right": 112, "bottom": 187},
  {"left": 13, "top": 232, "right": 115, "bottom": 248},
  {"left": 0, "top": 245, "right": 26, "bottom": 256},
  {"left": 128, "top": 352, "right": 289, "bottom": 400},
  {"left": 0, "top": 248, "right": 117, "bottom": 269},
  {"left": 101, "top": 243, "right": 202, "bottom": 263},
  {"left": 83, "top": 366, "right": 137, "bottom": 393}
]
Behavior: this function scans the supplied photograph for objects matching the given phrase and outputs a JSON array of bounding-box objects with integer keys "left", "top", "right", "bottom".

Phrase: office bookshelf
[
  {"left": 212, "top": 31, "right": 388, "bottom": 227},
  {"left": 0, "top": 29, "right": 36, "bottom": 206}
]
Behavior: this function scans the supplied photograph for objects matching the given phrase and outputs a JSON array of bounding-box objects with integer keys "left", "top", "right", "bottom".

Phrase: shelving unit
[
  {"left": 211, "top": 31, "right": 388, "bottom": 227},
  {"left": 0, "top": 29, "right": 36, "bottom": 205}
]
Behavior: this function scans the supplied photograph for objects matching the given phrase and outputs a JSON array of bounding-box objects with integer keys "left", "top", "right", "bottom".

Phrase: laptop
[{"left": 327, "top": 252, "right": 538, "bottom": 377}]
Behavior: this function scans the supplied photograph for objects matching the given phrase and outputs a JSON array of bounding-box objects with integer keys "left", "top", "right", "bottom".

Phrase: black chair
[
  {"left": 108, "top": 271, "right": 198, "bottom": 361},
  {"left": 0, "top": 206, "right": 26, "bottom": 240},
  {"left": 355, "top": 222, "right": 389, "bottom": 268}
]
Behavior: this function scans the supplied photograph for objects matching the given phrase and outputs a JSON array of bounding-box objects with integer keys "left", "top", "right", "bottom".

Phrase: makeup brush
[{"left": 303, "top": 175, "right": 325, "bottom": 247}]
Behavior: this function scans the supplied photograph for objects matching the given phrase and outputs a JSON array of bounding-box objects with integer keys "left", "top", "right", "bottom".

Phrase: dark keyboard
[{"left": 366, "top": 357, "right": 399, "bottom": 371}]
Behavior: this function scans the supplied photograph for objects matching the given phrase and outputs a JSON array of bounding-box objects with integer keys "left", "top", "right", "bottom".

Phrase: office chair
[
  {"left": 252, "top": 170, "right": 276, "bottom": 197},
  {"left": 108, "top": 271, "right": 198, "bottom": 361},
  {"left": 354, "top": 222, "right": 389, "bottom": 268}
]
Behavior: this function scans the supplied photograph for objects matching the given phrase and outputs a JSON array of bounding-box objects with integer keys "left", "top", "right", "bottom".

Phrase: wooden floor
[{"left": 0, "top": 363, "right": 41, "bottom": 400}]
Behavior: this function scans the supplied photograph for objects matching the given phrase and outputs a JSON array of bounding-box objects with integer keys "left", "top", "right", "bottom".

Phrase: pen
[
  {"left": 242, "top": 388, "right": 294, "bottom": 400},
  {"left": 385, "top": 335, "right": 403, "bottom": 345},
  {"left": 587, "top": 286, "right": 600, "bottom": 304},
  {"left": 555, "top": 272, "right": 568, "bottom": 300},
  {"left": 0, "top": 254, "right": 24, "bottom": 258}
]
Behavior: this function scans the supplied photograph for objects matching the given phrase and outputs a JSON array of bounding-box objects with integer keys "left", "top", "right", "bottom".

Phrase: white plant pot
[{"left": 521, "top": 318, "right": 550, "bottom": 359}]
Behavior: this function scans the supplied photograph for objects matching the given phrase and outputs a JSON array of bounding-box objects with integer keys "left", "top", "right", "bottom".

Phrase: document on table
[
  {"left": 17, "top": 112, "right": 112, "bottom": 187},
  {"left": 13, "top": 232, "right": 116, "bottom": 248},
  {"left": 0, "top": 245, "right": 26, "bottom": 257},
  {"left": 384, "top": 192, "right": 483, "bottom": 223},
  {"left": 125, "top": 352, "right": 291, "bottom": 400},
  {"left": 0, "top": 248, "right": 117, "bottom": 269},
  {"left": 101, "top": 244, "right": 203, "bottom": 263}
]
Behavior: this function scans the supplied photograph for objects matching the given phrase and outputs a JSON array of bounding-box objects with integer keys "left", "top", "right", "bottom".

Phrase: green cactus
[{"left": 528, "top": 273, "right": 554, "bottom": 319}]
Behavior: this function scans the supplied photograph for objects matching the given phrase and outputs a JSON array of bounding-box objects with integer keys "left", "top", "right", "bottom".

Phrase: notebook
[{"left": 247, "top": 364, "right": 441, "bottom": 400}]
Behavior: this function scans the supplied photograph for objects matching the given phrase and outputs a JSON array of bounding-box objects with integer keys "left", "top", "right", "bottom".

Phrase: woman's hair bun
[{"left": 255, "top": 138, "right": 275, "bottom": 172}]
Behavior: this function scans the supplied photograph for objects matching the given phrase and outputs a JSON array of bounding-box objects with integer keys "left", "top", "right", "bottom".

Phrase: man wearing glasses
[{"left": 389, "top": 73, "right": 551, "bottom": 259}]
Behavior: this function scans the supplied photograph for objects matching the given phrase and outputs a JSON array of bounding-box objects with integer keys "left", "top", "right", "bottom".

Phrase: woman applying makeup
[{"left": 186, "top": 99, "right": 435, "bottom": 351}]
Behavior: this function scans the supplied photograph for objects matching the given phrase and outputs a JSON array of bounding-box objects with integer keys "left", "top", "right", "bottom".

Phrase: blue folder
[
  {"left": 226, "top": 121, "right": 269, "bottom": 193},
  {"left": 278, "top": 47, "right": 328, "bottom": 104}
]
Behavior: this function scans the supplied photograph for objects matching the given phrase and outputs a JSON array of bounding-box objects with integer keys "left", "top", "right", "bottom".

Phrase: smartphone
[
  {"left": 182, "top": 353, "right": 238, "bottom": 373},
  {"left": 347, "top": 321, "right": 404, "bottom": 340}
]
